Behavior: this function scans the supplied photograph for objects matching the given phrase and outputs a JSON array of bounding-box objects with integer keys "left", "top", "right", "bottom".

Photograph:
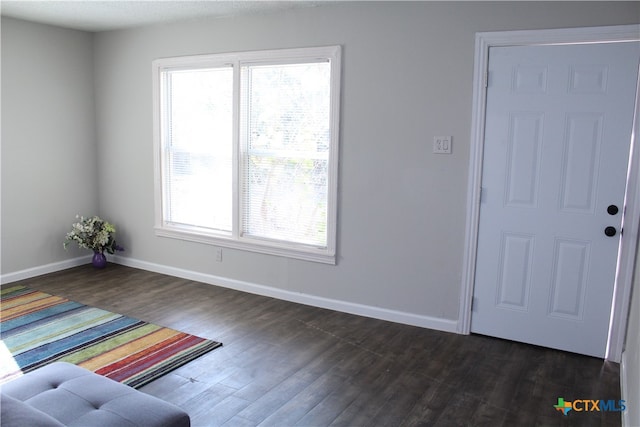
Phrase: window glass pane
[
  {"left": 165, "top": 67, "right": 233, "bottom": 232},
  {"left": 241, "top": 62, "right": 330, "bottom": 246}
]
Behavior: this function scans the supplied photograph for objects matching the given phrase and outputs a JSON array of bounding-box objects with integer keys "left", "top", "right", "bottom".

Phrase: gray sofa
[{"left": 0, "top": 362, "right": 190, "bottom": 427}]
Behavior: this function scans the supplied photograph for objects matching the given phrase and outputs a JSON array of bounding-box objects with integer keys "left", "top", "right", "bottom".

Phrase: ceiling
[{"left": 0, "top": 0, "right": 326, "bottom": 32}]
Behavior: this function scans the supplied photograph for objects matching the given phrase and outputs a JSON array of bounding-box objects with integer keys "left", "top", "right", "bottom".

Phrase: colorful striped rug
[{"left": 0, "top": 285, "right": 222, "bottom": 388}]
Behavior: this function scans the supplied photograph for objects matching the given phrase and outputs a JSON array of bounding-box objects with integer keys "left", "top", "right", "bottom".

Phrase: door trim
[{"left": 459, "top": 25, "right": 640, "bottom": 362}]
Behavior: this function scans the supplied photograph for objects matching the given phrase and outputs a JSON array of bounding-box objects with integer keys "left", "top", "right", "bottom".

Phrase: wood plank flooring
[{"left": 7, "top": 264, "right": 622, "bottom": 426}]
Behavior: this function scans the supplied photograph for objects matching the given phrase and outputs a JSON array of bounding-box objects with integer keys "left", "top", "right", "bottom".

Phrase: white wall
[
  {"left": 1, "top": 18, "right": 97, "bottom": 275},
  {"left": 90, "top": 2, "right": 639, "bottom": 326}
]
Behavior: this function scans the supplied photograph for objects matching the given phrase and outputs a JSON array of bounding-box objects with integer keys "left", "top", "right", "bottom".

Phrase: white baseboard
[
  {"left": 112, "top": 255, "right": 460, "bottom": 334},
  {"left": 0, "top": 256, "right": 90, "bottom": 285},
  {"left": 1, "top": 255, "right": 459, "bottom": 333}
]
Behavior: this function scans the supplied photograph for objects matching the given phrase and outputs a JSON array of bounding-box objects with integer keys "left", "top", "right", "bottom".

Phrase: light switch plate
[{"left": 433, "top": 136, "right": 452, "bottom": 154}]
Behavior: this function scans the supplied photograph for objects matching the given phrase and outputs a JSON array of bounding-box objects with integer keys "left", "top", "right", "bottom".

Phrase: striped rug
[{"left": 0, "top": 285, "right": 222, "bottom": 388}]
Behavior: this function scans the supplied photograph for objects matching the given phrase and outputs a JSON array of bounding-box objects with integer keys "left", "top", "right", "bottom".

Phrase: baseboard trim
[
  {"left": 1, "top": 255, "right": 459, "bottom": 333},
  {"left": 0, "top": 256, "right": 90, "bottom": 285},
  {"left": 113, "top": 255, "right": 459, "bottom": 334}
]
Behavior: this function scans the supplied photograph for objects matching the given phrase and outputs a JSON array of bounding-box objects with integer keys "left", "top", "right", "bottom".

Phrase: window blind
[
  {"left": 240, "top": 62, "right": 331, "bottom": 247},
  {"left": 165, "top": 67, "right": 233, "bottom": 232}
]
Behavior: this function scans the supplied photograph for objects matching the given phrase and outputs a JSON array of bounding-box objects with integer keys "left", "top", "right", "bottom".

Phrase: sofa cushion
[
  {"left": 1, "top": 393, "right": 65, "bottom": 427},
  {"left": 1, "top": 362, "right": 190, "bottom": 427}
]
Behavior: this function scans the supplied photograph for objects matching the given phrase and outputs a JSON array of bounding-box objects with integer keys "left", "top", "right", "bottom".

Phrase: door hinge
[{"left": 472, "top": 296, "right": 478, "bottom": 312}]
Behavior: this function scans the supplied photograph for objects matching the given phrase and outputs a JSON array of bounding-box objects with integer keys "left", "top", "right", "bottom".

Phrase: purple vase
[{"left": 92, "top": 251, "right": 107, "bottom": 269}]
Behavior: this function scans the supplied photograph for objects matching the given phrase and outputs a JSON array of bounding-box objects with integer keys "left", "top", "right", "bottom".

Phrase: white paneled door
[{"left": 471, "top": 42, "right": 640, "bottom": 358}]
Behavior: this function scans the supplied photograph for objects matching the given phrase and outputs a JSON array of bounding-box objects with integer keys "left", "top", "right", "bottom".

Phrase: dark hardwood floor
[{"left": 7, "top": 264, "right": 621, "bottom": 426}]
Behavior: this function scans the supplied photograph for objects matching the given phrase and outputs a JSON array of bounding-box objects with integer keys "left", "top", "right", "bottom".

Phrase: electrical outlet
[
  {"left": 215, "top": 248, "right": 222, "bottom": 262},
  {"left": 433, "top": 136, "right": 452, "bottom": 154}
]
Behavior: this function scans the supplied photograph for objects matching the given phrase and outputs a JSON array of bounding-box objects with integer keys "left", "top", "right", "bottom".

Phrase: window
[{"left": 152, "top": 46, "right": 341, "bottom": 264}]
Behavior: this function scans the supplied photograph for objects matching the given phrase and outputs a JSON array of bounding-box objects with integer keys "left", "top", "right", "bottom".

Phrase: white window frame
[{"left": 152, "top": 46, "right": 341, "bottom": 264}]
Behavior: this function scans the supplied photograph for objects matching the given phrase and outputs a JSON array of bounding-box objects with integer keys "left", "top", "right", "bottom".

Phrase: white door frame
[{"left": 459, "top": 24, "right": 640, "bottom": 362}]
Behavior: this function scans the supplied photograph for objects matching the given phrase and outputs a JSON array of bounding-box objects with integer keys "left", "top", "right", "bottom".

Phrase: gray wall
[
  {"left": 1, "top": 18, "right": 97, "bottom": 272},
  {"left": 91, "top": 2, "right": 639, "bottom": 323}
]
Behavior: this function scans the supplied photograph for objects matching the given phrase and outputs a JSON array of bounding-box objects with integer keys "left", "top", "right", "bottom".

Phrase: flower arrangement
[{"left": 64, "top": 215, "right": 124, "bottom": 254}]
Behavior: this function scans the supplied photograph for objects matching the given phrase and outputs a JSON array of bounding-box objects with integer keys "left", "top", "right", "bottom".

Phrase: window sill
[{"left": 154, "top": 226, "right": 336, "bottom": 265}]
